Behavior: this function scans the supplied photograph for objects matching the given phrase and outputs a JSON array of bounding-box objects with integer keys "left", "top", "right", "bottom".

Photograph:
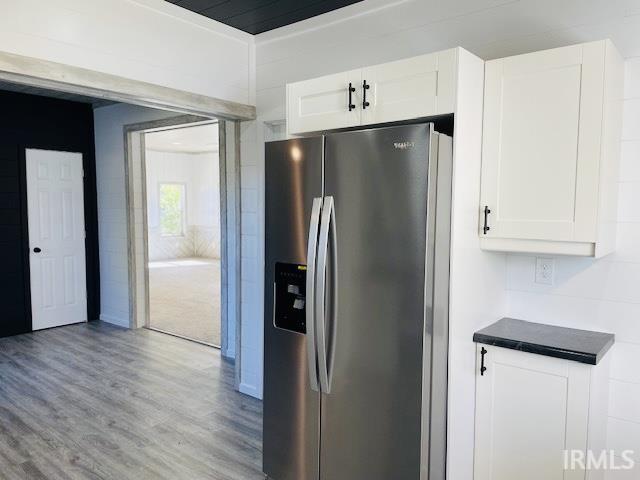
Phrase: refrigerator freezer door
[
  {"left": 264, "top": 137, "right": 323, "bottom": 480},
  {"left": 320, "top": 124, "right": 432, "bottom": 480}
]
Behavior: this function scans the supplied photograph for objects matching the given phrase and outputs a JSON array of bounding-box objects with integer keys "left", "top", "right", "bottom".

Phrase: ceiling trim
[{"left": 0, "top": 50, "right": 256, "bottom": 121}]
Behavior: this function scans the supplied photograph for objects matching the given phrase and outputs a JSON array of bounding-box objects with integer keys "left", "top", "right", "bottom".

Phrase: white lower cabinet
[{"left": 474, "top": 345, "right": 610, "bottom": 480}]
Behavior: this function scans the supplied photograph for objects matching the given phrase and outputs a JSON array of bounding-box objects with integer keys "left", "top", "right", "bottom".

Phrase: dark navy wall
[{"left": 0, "top": 90, "right": 99, "bottom": 337}]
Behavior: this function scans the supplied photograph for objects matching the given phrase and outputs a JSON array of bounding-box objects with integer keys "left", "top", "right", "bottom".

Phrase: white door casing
[{"left": 26, "top": 149, "right": 87, "bottom": 331}]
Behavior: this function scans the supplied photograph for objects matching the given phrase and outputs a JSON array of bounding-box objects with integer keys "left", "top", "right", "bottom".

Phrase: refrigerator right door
[{"left": 320, "top": 124, "right": 434, "bottom": 480}]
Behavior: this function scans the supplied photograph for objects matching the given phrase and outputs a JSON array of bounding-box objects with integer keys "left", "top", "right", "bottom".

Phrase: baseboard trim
[
  {"left": 99, "top": 314, "right": 129, "bottom": 328},
  {"left": 221, "top": 347, "right": 236, "bottom": 361},
  {"left": 239, "top": 382, "right": 262, "bottom": 400}
]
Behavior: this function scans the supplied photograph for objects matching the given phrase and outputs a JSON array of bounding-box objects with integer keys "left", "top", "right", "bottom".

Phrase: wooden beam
[{"left": 0, "top": 50, "right": 256, "bottom": 121}]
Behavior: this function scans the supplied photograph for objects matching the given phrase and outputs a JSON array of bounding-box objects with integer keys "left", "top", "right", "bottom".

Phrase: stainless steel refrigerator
[{"left": 264, "top": 123, "right": 452, "bottom": 480}]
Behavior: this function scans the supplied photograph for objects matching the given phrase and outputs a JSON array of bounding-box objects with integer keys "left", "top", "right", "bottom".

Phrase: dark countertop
[{"left": 473, "top": 318, "right": 615, "bottom": 365}]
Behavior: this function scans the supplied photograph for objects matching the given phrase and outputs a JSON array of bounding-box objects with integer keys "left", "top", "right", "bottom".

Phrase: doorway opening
[
  {"left": 144, "top": 123, "right": 222, "bottom": 347},
  {"left": 124, "top": 115, "right": 241, "bottom": 375}
]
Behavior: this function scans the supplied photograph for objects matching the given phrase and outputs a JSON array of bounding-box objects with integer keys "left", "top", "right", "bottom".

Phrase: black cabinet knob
[{"left": 33, "top": 247, "right": 41, "bottom": 253}]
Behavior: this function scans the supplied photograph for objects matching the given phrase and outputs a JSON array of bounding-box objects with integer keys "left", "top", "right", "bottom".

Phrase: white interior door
[{"left": 26, "top": 149, "right": 87, "bottom": 331}]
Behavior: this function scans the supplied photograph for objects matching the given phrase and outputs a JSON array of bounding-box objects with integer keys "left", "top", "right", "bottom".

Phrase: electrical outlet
[{"left": 535, "top": 257, "right": 555, "bottom": 285}]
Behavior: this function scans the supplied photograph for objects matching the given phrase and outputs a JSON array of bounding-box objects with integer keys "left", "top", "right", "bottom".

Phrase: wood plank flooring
[{"left": 0, "top": 321, "right": 264, "bottom": 480}]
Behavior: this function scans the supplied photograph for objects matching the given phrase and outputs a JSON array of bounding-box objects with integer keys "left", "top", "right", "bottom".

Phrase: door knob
[{"left": 33, "top": 247, "right": 41, "bottom": 253}]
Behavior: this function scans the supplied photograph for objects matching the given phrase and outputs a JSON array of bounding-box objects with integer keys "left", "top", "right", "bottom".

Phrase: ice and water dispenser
[{"left": 273, "top": 262, "right": 307, "bottom": 334}]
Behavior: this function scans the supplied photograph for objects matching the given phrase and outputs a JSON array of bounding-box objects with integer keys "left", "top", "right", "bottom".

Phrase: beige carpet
[{"left": 148, "top": 258, "right": 221, "bottom": 346}]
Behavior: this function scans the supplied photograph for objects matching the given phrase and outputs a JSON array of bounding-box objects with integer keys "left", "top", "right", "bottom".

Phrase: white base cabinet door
[
  {"left": 479, "top": 40, "right": 624, "bottom": 257},
  {"left": 474, "top": 345, "right": 609, "bottom": 480}
]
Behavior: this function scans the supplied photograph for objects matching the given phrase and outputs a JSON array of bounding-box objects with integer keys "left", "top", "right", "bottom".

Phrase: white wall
[
  {"left": 93, "top": 103, "right": 177, "bottom": 327},
  {"left": 145, "top": 150, "right": 220, "bottom": 260},
  {"left": 237, "top": 119, "right": 263, "bottom": 398},
  {"left": 0, "top": 0, "right": 255, "bottom": 104},
  {"left": 505, "top": 59, "right": 640, "bottom": 477}
]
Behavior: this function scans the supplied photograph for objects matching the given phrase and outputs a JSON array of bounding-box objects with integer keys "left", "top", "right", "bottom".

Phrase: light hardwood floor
[{"left": 0, "top": 322, "right": 263, "bottom": 480}]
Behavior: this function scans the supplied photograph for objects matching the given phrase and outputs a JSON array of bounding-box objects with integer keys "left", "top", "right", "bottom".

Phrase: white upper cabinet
[
  {"left": 361, "top": 49, "right": 456, "bottom": 125},
  {"left": 287, "top": 69, "right": 362, "bottom": 135},
  {"left": 479, "top": 40, "right": 624, "bottom": 257},
  {"left": 286, "top": 49, "right": 458, "bottom": 135}
]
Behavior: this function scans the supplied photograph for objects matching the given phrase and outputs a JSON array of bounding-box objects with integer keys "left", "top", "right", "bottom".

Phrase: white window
[{"left": 159, "top": 183, "right": 186, "bottom": 236}]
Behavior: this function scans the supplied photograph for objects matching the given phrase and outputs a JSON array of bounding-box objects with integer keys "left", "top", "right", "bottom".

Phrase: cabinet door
[
  {"left": 287, "top": 69, "right": 361, "bottom": 135},
  {"left": 360, "top": 49, "right": 456, "bottom": 125},
  {"left": 480, "top": 42, "right": 605, "bottom": 242},
  {"left": 474, "top": 345, "right": 590, "bottom": 480}
]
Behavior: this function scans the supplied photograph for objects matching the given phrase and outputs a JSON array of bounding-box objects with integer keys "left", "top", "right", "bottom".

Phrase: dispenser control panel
[{"left": 274, "top": 262, "right": 307, "bottom": 334}]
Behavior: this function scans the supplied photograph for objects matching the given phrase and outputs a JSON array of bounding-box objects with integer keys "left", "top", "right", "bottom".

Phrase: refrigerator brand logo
[{"left": 393, "top": 141, "right": 415, "bottom": 150}]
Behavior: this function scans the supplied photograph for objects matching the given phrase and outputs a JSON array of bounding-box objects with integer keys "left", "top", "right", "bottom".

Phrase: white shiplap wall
[
  {"left": 93, "top": 104, "right": 178, "bottom": 326},
  {"left": 0, "top": 0, "right": 254, "bottom": 104},
  {"left": 238, "top": 120, "right": 263, "bottom": 398},
  {"left": 506, "top": 59, "right": 640, "bottom": 478},
  {"left": 248, "top": 0, "right": 640, "bottom": 468}
]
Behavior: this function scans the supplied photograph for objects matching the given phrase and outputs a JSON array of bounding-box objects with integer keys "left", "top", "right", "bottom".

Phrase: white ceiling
[{"left": 145, "top": 123, "right": 219, "bottom": 154}]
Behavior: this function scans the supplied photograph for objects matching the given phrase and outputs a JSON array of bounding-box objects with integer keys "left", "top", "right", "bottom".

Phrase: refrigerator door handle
[
  {"left": 306, "top": 197, "right": 323, "bottom": 392},
  {"left": 316, "top": 196, "right": 336, "bottom": 394},
  {"left": 328, "top": 195, "right": 338, "bottom": 393}
]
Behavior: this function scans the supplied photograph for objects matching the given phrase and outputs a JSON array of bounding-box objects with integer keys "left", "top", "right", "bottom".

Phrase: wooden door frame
[{"left": 124, "top": 116, "right": 242, "bottom": 381}]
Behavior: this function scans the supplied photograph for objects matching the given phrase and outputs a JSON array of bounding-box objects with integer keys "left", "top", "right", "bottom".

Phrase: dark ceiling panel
[
  {"left": 172, "top": 0, "right": 227, "bottom": 12},
  {"left": 166, "top": 0, "right": 364, "bottom": 34},
  {"left": 231, "top": 0, "right": 353, "bottom": 33},
  {"left": 201, "top": 0, "right": 277, "bottom": 20}
]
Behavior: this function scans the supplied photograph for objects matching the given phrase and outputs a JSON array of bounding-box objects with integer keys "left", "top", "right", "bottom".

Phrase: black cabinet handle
[
  {"left": 363, "top": 80, "right": 370, "bottom": 109},
  {"left": 33, "top": 247, "right": 41, "bottom": 253},
  {"left": 483, "top": 206, "right": 491, "bottom": 234},
  {"left": 348, "top": 83, "right": 356, "bottom": 111},
  {"left": 480, "top": 347, "right": 488, "bottom": 376}
]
